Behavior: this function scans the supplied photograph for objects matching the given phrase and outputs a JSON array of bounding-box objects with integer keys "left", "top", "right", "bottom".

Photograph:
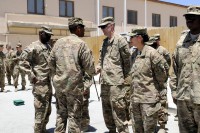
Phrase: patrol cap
[
  {"left": 68, "top": 17, "right": 85, "bottom": 27},
  {"left": 153, "top": 34, "right": 160, "bottom": 40},
  {"left": 40, "top": 25, "right": 53, "bottom": 35},
  {"left": 128, "top": 28, "right": 147, "bottom": 37},
  {"left": 0, "top": 42, "right": 4, "bottom": 47},
  {"left": 16, "top": 43, "right": 22, "bottom": 48},
  {"left": 184, "top": 6, "right": 200, "bottom": 16},
  {"left": 146, "top": 36, "right": 158, "bottom": 45},
  {"left": 98, "top": 17, "right": 115, "bottom": 27}
]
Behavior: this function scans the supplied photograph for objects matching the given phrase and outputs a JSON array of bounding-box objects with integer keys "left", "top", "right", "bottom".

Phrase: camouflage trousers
[
  {"left": 131, "top": 102, "right": 159, "bottom": 133},
  {"left": 101, "top": 84, "right": 129, "bottom": 133},
  {"left": 0, "top": 68, "right": 5, "bottom": 89},
  {"left": 13, "top": 66, "right": 26, "bottom": 87},
  {"left": 54, "top": 91, "right": 83, "bottom": 133},
  {"left": 158, "top": 88, "right": 168, "bottom": 127},
  {"left": 5, "top": 65, "right": 13, "bottom": 84},
  {"left": 81, "top": 89, "right": 90, "bottom": 130},
  {"left": 124, "top": 85, "right": 131, "bottom": 121},
  {"left": 177, "top": 100, "right": 200, "bottom": 133},
  {"left": 33, "top": 83, "right": 52, "bottom": 133}
]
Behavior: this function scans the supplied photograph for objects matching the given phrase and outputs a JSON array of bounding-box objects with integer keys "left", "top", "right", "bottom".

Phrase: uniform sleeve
[
  {"left": 164, "top": 51, "right": 171, "bottom": 68},
  {"left": 83, "top": 72, "right": 93, "bottom": 91},
  {"left": 19, "top": 46, "right": 36, "bottom": 81},
  {"left": 119, "top": 37, "right": 131, "bottom": 82},
  {"left": 79, "top": 42, "right": 96, "bottom": 77},
  {"left": 48, "top": 44, "right": 57, "bottom": 77},
  {"left": 152, "top": 52, "right": 168, "bottom": 92},
  {"left": 169, "top": 49, "right": 178, "bottom": 99}
]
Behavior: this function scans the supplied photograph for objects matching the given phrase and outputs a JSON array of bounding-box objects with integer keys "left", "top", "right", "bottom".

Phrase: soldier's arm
[
  {"left": 79, "top": 42, "right": 96, "bottom": 77},
  {"left": 48, "top": 44, "right": 57, "bottom": 77},
  {"left": 169, "top": 51, "right": 178, "bottom": 100},
  {"left": 152, "top": 52, "right": 168, "bottom": 94},
  {"left": 164, "top": 51, "right": 171, "bottom": 68},
  {"left": 119, "top": 37, "right": 131, "bottom": 79},
  {"left": 19, "top": 46, "right": 36, "bottom": 82}
]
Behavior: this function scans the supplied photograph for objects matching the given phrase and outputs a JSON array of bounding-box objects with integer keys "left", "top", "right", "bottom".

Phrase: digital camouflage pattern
[
  {"left": 5, "top": 48, "right": 14, "bottom": 85},
  {"left": 170, "top": 30, "right": 200, "bottom": 132},
  {"left": 48, "top": 34, "right": 95, "bottom": 133},
  {"left": 11, "top": 50, "right": 26, "bottom": 90},
  {"left": 20, "top": 40, "right": 52, "bottom": 133},
  {"left": 156, "top": 45, "right": 171, "bottom": 130},
  {"left": 0, "top": 50, "right": 6, "bottom": 92},
  {"left": 130, "top": 45, "right": 168, "bottom": 132},
  {"left": 81, "top": 72, "right": 93, "bottom": 131},
  {"left": 98, "top": 34, "right": 131, "bottom": 133}
]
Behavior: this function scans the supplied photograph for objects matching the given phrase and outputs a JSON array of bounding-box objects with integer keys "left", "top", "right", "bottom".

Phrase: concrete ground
[{"left": 0, "top": 76, "right": 179, "bottom": 133}]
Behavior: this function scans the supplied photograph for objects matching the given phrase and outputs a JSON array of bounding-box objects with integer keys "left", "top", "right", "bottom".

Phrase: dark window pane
[
  {"left": 127, "top": 10, "right": 137, "bottom": 24},
  {"left": 103, "top": 6, "right": 107, "bottom": 18},
  {"left": 170, "top": 16, "right": 177, "bottom": 27},
  {"left": 108, "top": 8, "right": 113, "bottom": 17},
  {"left": 67, "top": 1, "right": 73, "bottom": 17},
  {"left": 152, "top": 13, "right": 161, "bottom": 27},
  {"left": 28, "top": 0, "right": 35, "bottom": 13},
  {"left": 37, "top": 0, "right": 44, "bottom": 14},
  {"left": 59, "top": 1, "right": 65, "bottom": 16}
]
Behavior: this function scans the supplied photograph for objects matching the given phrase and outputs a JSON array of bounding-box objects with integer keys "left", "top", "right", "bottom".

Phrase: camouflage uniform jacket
[
  {"left": 131, "top": 45, "right": 168, "bottom": 103},
  {"left": 11, "top": 50, "right": 22, "bottom": 69},
  {"left": 48, "top": 34, "right": 95, "bottom": 94},
  {"left": 170, "top": 31, "right": 200, "bottom": 104},
  {"left": 98, "top": 34, "right": 131, "bottom": 85},
  {"left": 157, "top": 45, "right": 171, "bottom": 67},
  {"left": 0, "top": 51, "right": 5, "bottom": 70},
  {"left": 5, "top": 49, "right": 14, "bottom": 67},
  {"left": 20, "top": 40, "right": 51, "bottom": 83}
]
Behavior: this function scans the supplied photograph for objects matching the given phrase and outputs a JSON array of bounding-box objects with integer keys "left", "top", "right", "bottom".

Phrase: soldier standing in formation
[
  {"left": 12, "top": 43, "right": 26, "bottom": 91},
  {"left": 96, "top": 17, "right": 131, "bottom": 133},
  {"left": 5, "top": 44, "right": 14, "bottom": 85},
  {"left": 20, "top": 26, "right": 53, "bottom": 133},
  {"left": 49, "top": 17, "right": 95, "bottom": 133},
  {"left": 128, "top": 28, "right": 168, "bottom": 133},
  {"left": 170, "top": 6, "right": 200, "bottom": 133},
  {"left": 0, "top": 42, "right": 6, "bottom": 92},
  {"left": 147, "top": 35, "right": 171, "bottom": 133}
]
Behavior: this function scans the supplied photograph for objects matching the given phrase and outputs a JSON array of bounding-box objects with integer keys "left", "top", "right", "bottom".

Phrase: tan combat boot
[
  {"left": 15, "top": 86, "right": 18, "bottom": 92},
  {"left": 22, "top": 85, "right": 26, "bottom": 90}
]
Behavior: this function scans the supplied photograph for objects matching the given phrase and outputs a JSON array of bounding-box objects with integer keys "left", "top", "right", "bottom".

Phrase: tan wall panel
[{"left": 9, "top": 27, "right": 37, "bottom": 35}]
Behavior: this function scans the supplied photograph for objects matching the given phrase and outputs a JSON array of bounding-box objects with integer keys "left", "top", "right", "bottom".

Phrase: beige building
[{"left": 0, "top": 0, "right": 187, "bottom": 48}]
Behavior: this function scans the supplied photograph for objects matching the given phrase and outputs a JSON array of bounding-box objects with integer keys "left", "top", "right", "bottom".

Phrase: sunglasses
[{"left": 185, "top": 15, "right": 199, "bottom": 20}]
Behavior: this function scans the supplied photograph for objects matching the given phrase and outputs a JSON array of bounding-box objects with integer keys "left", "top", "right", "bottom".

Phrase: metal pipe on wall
[
  {"left": 124, "top": 0, "right": 127, "bottom": 33},
  {"left": 97, "top": 0, "right": 100, "bottom": 36}
]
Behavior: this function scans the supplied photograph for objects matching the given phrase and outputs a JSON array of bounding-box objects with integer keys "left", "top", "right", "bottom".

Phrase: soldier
[
  {"left": 81, "top": 72, "right": 93, "bottom": 132},
  {"left": 20, "top": 26, "right": 53, "bottom": 133},
  {"left": 128, "top": 28, "right": 168, "bottom": 133},
  {"left": 170, "top": 6, "right": 200, "bottom": 133},
  {"left": 0, "top": 42, "right": 6, "bottom": 92},
  {"left": 96, "top": 17, "right": 131, "bottom": 133},
  {"left": 5, "top": 44, "right": 14, "bottom": 85},
  {"left": 12, "top": 43, "right": 26, "bottom": 92},
  {"left": 48, "top": 17, "right": 95, "bottom": 133},
  {"left": 147, "top": 35, "right": 171, "bottom": 133}
]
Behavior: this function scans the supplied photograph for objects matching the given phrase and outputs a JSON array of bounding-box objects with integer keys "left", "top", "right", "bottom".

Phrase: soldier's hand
[
  {"left": 173, "top": 97, "right": 177, "bottom": 105},
  {"left": 83, "top": 89, "right": 89, "bottom": 96},
  {"left": 95, "top": 66, "right": 101, "bottom": 74},
  {"left": 32, "top": 77, "right": 38, "bottom": 84}
]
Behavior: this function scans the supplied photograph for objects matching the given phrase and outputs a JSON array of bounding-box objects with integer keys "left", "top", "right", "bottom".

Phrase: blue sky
[{"left": 160, "top": 0, "right": 200, "bottom": 6}]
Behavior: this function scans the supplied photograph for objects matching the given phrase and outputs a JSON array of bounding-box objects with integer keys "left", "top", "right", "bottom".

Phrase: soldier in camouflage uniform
[
  {"left": 12, "top": 43, "right": 26, "bottom": 92},
  {"left": 0, "top": 42, "right": 6, "bottom": 92},
  {"left": 5, "top": 44, "right": 14, "bottom": 85},
  {"left": 48, "top": 17, "right": 95, "bottom": 133},
  {"left": 81, "top": 72, "right": 93, "bottom": 132},
  {"left": 147, "top": 35, "right": 171, "bottom": 133},
  {"left": 170, "top": 6, "right": 200, "bottom": 133},
  {"left": 20, "top": 26, "right": 53, "bottom": 133},
  {"left": 97, "top": 17, "right": 131, "bottom": 133},
  {"left": 128, "top": 28, "right": 168, "bottom": 133}
]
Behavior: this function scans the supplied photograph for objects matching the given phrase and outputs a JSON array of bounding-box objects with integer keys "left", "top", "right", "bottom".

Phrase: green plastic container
[{"left": 13, "top": 99, "right": 25, "bottom": 106}]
